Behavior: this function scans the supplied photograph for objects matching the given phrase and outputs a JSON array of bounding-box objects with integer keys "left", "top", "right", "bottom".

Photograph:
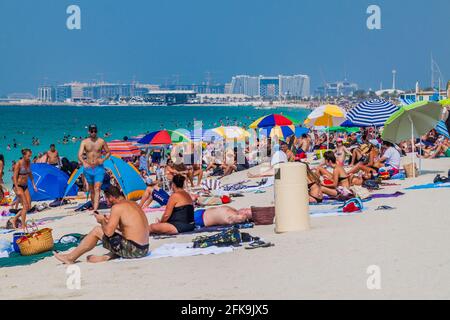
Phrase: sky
[{"left": 0, "top": 0, "right": 449, "bottom": 96}]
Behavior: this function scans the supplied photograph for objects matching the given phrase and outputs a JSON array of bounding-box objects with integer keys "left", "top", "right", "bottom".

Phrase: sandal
[{"left": 245, "top": 240, "right": 274, "bottom": 250}]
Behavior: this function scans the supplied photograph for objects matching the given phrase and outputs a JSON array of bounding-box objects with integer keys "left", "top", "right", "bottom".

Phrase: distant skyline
[{"left": 0, "top": 0, "right": 449, "bottom": 96}]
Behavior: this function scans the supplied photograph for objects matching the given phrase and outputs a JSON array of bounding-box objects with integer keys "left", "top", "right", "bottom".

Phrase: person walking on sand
[
  {"left": 78, "top": 124, "right": 111, "bottom": 213},
  {"left": 54, "top": 186, "right": 149, "bottom": 264},
  {"left": 46, "top": 144, "right": 60, "bottom": 167},
  {"left": 8, "top": 149, "right": 38, "bottom": 229}
]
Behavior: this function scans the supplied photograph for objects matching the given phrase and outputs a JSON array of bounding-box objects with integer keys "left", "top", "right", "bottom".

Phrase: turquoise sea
[{"left": 0, "top": 105, "right": 310, "bottom": 185}]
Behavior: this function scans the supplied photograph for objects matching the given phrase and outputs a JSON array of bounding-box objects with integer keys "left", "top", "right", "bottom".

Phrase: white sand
[{"left": 1, "top": 158, "right": 449, "bottom": 300}]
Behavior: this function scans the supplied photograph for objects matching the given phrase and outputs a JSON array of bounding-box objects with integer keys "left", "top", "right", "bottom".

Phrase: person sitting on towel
[
  {"left": 53, "top": 185, "right": 149, "bottom": 264},
  {"left": 148, "top": 174, "right": 195, "bottom": 235},
  {"left": 193, "top": 206, "right": 252, "bottom": 228},
  {"left": 140, "top": 178, "right": 170, "bottom": 209}
]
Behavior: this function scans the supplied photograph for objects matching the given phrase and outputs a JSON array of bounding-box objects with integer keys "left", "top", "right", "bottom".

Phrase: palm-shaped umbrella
[{"left": 382, "top": 101, "right": 443, "bottom": 177}]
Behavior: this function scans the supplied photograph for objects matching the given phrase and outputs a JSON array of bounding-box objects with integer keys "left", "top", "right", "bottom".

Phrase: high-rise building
[
  {"left": 230, "top": 75, "right": 260, "bottom": 97},
  {"left": 259, "top": 77, "right": 279, "bottom": 98},
  {"left": 279, "top": 75, "right": 310, "bottom": 98},
  {"left": 38, "top": 86, "right": 55, "bottom": 102},
  {"left": 315, "top": 80, "right": 358, "bottom": 97}
]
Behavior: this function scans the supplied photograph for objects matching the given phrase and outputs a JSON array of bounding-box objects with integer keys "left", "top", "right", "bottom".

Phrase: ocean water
[{"left": 0, "top": 105, "right": 309, "bottom": 185}]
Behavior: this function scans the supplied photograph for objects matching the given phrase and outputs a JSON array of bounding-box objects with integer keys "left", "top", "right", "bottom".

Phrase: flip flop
[
  {"left": 375, "top": 205, "right": 396, "bottom": 211},
  {"left": 245, "top": 240, "right": 274, "bottom": 250}
]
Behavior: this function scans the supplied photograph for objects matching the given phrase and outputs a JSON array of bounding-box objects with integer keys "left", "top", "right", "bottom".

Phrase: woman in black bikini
[
  {"left": 148, "top": 174, "right": 195, "bottom": 235},
  {"left": 306, "top": 164, "right": 323, "bottom": 204},
  {"left": 9, "top": 149, "right": 37, "bottom": 228},
  {"left": 316, "top": 151, "right": 351, "bottom": 197}
]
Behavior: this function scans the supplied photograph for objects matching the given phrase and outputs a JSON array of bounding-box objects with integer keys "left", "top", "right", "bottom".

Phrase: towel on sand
[
  {"left": 405, "top": 182, "right": 450, "bottom": 191},
  {"left": 0, "top": 234, "right": 83, "bottom": 268},
  {"left": 117, "top": 243, "right": 234, "bottom": 262}
]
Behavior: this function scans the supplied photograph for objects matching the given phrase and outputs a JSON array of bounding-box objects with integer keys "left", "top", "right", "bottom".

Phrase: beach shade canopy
[
  {"left": 107, "top": 140, "right": 141, "bottom": 158},
  {"left": 137, "top": 130, "right": 172, "bottom": 145},
  {"left": 304, "top": 105, "right": 346, "bottom": 128},
  {"left": 250, "top": 114, "right": 294, "bottom": 129},
  {"left": 212, "top": 126, "right": 250, "bottom": 140},
  {"left": 260, "top": 125, "right": 295, "bottom": 141},
  {"left": 382, "top": 101, "right": 443, "bottom": 143},
  {"left": 347, "top": 99, "right": 399, "bottom": 127},
  {"left": 64, "top": 156, "right": 146, "bottom": 201},
  {"left": 436, "top": 120, "right": 450, "bottom": 139},
  {"left": 29, "top": 164, "right": 78, "bottom": 201}
]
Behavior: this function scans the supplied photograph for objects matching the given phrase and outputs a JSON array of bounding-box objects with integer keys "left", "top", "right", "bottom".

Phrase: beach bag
[
  {"left": 404, "top": 163, "right": 419, "bottom": 178},
  {"left": 192, "top": 227, "right": 242, "bottom": 249},
  {"left": 350, "top": 186, "right": 371, "bottom": 200},
  {"left": 250, "top": 206, "right": 275, "bottom": 225},
  {"left": 341, "top": 198, "right": 364, "bottom": 213},
  {"left": 362, "top": 179, "right": 380, "bottom": 190},
  {"left": 16, "top": 221, "right": 54, "bottom": 256}
]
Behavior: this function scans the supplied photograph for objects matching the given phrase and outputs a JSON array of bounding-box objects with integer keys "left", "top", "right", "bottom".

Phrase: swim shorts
[
  {"left": 194, "top": 209, "right": 206, "bottom": 228},
  {"left": 84, "top": 165, "right": 105, "bottom": 185},
  {"left": 102, "top": 233, "right": 149, "bottom": 259}
]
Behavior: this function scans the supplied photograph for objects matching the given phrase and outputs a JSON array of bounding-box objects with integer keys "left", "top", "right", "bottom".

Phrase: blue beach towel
[{"left": 405, "top": 182, "right": 450, "bottom": 191}]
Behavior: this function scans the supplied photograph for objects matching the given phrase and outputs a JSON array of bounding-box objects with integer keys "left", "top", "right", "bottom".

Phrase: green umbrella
[
  {"left": 439, "top": 99, "right": 450, "bottom": 106},
  {"left": 382, "top": 101, "right": 443, "bottom": 177},
  {"left": 168, "top": 130, "right": 191, "bottom": 144},
  {"left": 328, "top": 126, "right": 359, "bottom": 133}
]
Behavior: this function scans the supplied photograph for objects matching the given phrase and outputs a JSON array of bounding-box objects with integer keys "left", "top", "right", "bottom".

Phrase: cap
[
  {"left": 88, "top": 124, "right": 98, "bottom": 132},
  {"left": 369, "top": 139, "right": 381, "bottom": 148}
]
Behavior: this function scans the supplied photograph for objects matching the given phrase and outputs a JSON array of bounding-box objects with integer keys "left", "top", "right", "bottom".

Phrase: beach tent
[
  {"left": 29, "top": 164, "right": 78, "bottom": 201},
  {"left": 64, "top": 156, "right": 146, "bottom": 201},
  {"left": 347, "top": 99, "right": 399, "bottom": 127}
]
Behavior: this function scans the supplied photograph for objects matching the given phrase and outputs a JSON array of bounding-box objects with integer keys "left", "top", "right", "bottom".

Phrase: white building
[
  {"left": 230, "top": 75, "right": 260, "bottom": 97},
  {"left": 279, "top": 75, "right": 310, "bottom": 98}
]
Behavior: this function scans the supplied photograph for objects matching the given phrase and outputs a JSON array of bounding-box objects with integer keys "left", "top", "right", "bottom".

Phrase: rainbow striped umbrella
[
  {"left": 250, "top": 114, "right": 293, "bottom": 129},
  {"left": 261, "top": 125, "right": 295, "bottom": 141},
  {"left": 107, "top": 140, "right": 141, "bottom": 158}
]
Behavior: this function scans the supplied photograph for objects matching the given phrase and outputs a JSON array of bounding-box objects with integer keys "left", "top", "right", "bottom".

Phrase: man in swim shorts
[
  {"left": 78, "top": 124, "right": 111, "bottom": 212},
  {"left": 53, "top": 186, "right": 149, "bottom": 264}
]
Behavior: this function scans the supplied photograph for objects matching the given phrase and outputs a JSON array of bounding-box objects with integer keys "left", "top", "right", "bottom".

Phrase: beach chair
[{"left": 156, "top": 167, "right": 171, "bottom": 191}]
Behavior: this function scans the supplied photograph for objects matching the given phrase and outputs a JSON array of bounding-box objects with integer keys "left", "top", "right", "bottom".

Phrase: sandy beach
[{"left": 0, "top": 157, "right": 449, "bottom": 300}]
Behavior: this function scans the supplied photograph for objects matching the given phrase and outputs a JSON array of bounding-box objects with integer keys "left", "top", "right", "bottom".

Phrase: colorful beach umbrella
[
  {"left": 347, "top": 99, "right": 399, "bottom": 127},
  {"left": 212, "top": 126, "right": 250, "bottom": 140},
  {"left": 295, "top": 127, "right": 310, "bottom": 137},
  {"left": 250, "top": 114, "right": 293, "bottom": 129},
  {"left": 436, "top": 120, "right": 450, "bottom": 139},
  {"left": 304, "top": 105, "right": 346, "bottom": 128},
  {"left": 167, "top": 130, "right": 191, "bottom": 144},
  {"left": 137, "top": 130, "right": 172, "bottom": 145},
  {"left": 260, "top": 125, "right": 295, "bottom": 141},
  {"left": 382, "top": 101, "right": 443, "bottom": 177},
  {"left": 107, "top": 140, "right": 141, "bottom": 158}
]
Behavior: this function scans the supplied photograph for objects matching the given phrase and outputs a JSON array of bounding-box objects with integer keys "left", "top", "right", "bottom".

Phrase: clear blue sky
[{"left": 0, "top": 0, "right": 448, "bottom": 95}]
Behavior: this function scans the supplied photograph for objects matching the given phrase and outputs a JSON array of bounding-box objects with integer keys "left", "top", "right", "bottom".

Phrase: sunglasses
[{"left": 90, "top": 129, "right": 97, "bottom": 133}]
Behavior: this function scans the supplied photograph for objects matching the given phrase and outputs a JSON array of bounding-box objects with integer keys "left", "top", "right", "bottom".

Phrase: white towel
[{"left": 116, "top": 243, "right": 234, "bottom": 262}]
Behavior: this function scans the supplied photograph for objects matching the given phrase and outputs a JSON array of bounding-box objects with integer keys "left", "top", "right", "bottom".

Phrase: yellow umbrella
[
  {"left": 304, "top": 104, "right": 346, "bottom": 127},
  {"left": 212, "top": 126, "right": 250, "bottom": 140}
]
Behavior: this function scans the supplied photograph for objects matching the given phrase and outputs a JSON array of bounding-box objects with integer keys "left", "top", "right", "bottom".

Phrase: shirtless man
[
  {"left": 298, "top": 134, "right": 311, "bottom": 153},
  {"left": 46, "top": 144, "right": 60, "bottom": 166},
  {"left": 78, "top": 124, "right": 111, "bottom": 212},
  {"left": 54, "top": 186, "right": 149, "bottom": 264}
]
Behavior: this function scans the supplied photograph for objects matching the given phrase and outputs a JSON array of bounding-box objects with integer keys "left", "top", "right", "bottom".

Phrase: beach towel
[
  {"left": 151, "top": 223, "right": 254, "bottom": 238},
  {"left": 370, "top": 191, "right": 405, "bottom": 199},
  {"left": 202, "top": 179, "right": 222, "bottom": 191},
  {"left": 116, "top": 242, "right": 235, "bottom": 262},
  {"left": 405, "top": 182, "right": 450, "bottom": 191},
  {"left": 0, "top": 234, "right": 83, "bottom": 268}
]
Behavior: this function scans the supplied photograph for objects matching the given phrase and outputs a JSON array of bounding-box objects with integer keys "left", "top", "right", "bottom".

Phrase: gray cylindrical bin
[{"left": 274, "top": 162, "right": 310, "bottom": 233}]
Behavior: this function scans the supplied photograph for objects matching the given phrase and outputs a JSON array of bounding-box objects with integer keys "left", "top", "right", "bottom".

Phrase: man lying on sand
[{"left": 54, "top": 186, "right": 149, "bottom": 264}]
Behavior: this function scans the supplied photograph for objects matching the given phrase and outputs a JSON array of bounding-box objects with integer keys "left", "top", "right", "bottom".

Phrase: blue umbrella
[
  {"left": 295, "top": 127, "right": 310, "bottom": 137},
  {"left": 347, "top": 99, "right": 399, "bottom": 127},
  {"left": 29, "top": 164, "right": 78, "bottom": 201},
  {"left": 340, "top": 120, "right": 362, "bottom": 128},
  {"left": 436, "top": 120, "right": 450, "bottom": 139}
]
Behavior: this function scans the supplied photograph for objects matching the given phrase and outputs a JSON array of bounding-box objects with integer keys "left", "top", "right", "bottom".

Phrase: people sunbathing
[
  {"left": 193, "top": 206, "right": 252, "bottom": 228},
  {"left": 54, "top": 186, "right": 149, "bottom": 264},
  {"left": 316, "top": 151, "right": 352, "bottom": 197}
]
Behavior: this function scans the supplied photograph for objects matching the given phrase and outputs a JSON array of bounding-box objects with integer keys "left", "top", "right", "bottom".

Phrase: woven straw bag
[
  {"left": 404, "top": 163, "right": 419, "bottom": 178},
  {"left": 251, "top": 206, "right": 275, "bottom": 225},
  {"left": 16, "top": 221, "right": 54, "bottom": 256}
]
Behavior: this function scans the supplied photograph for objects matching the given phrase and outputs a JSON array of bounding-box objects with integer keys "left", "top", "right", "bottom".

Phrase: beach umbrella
[
  {"left": 436, "top": 120, "right": 450, "bottom": 139},
  {"left": 439, "top": 99, "right": 450, "bottom": 107},
  {"left": 304, "top": 105, "right": 346, "bottom": 148},
  {"left": 212, "top": 126, "right": 250, "bottom": 140},
  {"left": 250, "top": 114, "right": 293, "bottom": 129},
  {"left": 190, "top": 129, "right": 222, "bottom": 142},
  {"left": 107, "top": 140, "right": 141, "bottom": 158},
  {"left": 347, "top": 99, "right": 399, "bottom": 127},
  {"left": 29, "top": 164, "right": 78, "bottom": 201},
  {"left": 167, "top": 130, "right": 191, "bottom": 144},
  {"left": 295, "top": 127, "right": 310, "bottom": 137},
  {"left": 382, "top": 101, "right": 443, "bottom": 177},
  {"left": 304, "top": 105, "right": 346, "bottom": 128},
  {"left": 260, "top": 125, "right": 295, "bottom": 141},
  {"left": 137, "top": 130, "right": 172, "bottom": 145},
  {"left": 328, "top": 126, "right": 360, "bottom": 133}
]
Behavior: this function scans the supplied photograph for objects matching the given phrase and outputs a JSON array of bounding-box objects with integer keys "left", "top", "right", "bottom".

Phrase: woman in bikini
[
  {"left": 334, "top": 139, "right": 352, "bottom": 166},
  {"left": 316, "top": 151, "right": 351, "bottom": 197},
  {"left": 9, "top": 149, "right": 37, "bottom": 228},
  {"left": 148, "top": 174, "right": 195, "bottom": 235},
  {"left": 306, "top": 164, "right": 323, "bottom": 204}
]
